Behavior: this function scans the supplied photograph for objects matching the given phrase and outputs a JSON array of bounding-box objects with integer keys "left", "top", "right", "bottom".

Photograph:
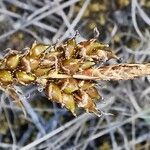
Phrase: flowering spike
[{"left": 0, "top": 38, "right": 149, "bottom": 116}]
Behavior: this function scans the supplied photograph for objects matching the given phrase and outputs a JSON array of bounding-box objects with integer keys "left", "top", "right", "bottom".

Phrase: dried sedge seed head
[{"left": 0, "top": 37, "right": 149, "bottom": 116}]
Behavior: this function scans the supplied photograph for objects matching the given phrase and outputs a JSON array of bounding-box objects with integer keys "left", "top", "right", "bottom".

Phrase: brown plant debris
[{"left": 0, "top": 38, "right": 149, "bottom": 116}]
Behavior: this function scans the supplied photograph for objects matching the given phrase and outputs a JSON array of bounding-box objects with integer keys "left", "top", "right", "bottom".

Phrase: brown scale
[{"left": 0, "top": 38, "right": 150, "bottom": 117}]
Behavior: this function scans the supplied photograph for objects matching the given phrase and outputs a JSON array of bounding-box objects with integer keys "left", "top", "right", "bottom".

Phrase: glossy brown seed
[
  {"left": 0, "top": 70, "right": 13, "bottom": 85},
  {"left": 6, "top": 54, "right": 20, "bottom": 69},
  {"left": 16, "top": 71, "right": 35, "bottom": 84},
  {"left": 47, "top": 83, "right": 62, "bottom": 103},
  {"left": 30, "top": 42, "right": 49, "bottom": 58},
  {"left": 21, "top": 56, "right": 40, "bottom": 72},
  {"left": 61, "top": 79, "right": 78, "bottom": 94},
  {"left": 29, "top": 58, "right": 40, "bottom": 70},
  {"left": 62, "top": 93, "right": 76, "bottom": 115}
]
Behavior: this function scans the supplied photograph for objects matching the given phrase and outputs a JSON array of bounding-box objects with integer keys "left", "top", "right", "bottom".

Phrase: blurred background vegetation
[{"left": 0, "top": 0, "right": 150, "bottom": 149}]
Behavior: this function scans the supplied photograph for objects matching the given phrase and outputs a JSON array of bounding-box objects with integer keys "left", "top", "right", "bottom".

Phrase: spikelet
[{"left": 0, "top": 38, "right": 150, "bottom": 117}]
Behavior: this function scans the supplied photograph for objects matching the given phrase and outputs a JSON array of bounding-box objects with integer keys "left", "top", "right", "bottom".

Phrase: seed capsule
[
  {"left": 29, "top": 58, "right": 40, "bottom": 70},
  {"left": 46, "top": 83, "right": 62, "bottom": 103},
  {"left": 6, "top": 54, "right": 20, "bottom": 69},
  {"left": 62, "top": 93, "right": 76, "bottom": 115},
  {"left": 61, "top": 79, "right": 78, "bottom": 94},
  {"left": 30, "top": 42, "right": 49, "bottom": 58},
  {"left": 34, "top": 68, "right": 50, "bottom": 77},
  {"left": 40, "top": 59, "right": 55, "bottom": 68},
  {"left": 62, "top": 59, "right": 80, "bottom": 74},
  {"left": 78, "top": 39, "right": 119, "bottom": 62},
  {"left": 77, "top": 91, "right": 100, "bottom": 116},
  {"left": 21, "top": 56, "right": 40, "bottom": 72},
  {"left": 0, "top": 70, "right": 13, "bottom": 85},
  {"left": 80, "top": 61, "right": 95, "bottom": 70},
  {"left": 65, "top": 38, "right": 76, "bottom": 59},
  {"left": 16, "top": 71, "right": 35, "bottom": 84},
  {"left": 86, "top": 87, "right": 101, "bottom": 100},
  {"left": 79, "top": 39, "right": 109, "bottom": 56}
]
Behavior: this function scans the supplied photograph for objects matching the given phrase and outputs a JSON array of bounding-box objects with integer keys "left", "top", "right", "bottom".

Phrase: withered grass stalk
[{"left": 0, "top": 38, "right": 149, "bottom": 116}]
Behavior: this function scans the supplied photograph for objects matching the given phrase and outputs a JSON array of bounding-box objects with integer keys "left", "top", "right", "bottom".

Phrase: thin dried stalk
[{"left": 75, "top": 63, "right": 150, "bottom": 81}]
